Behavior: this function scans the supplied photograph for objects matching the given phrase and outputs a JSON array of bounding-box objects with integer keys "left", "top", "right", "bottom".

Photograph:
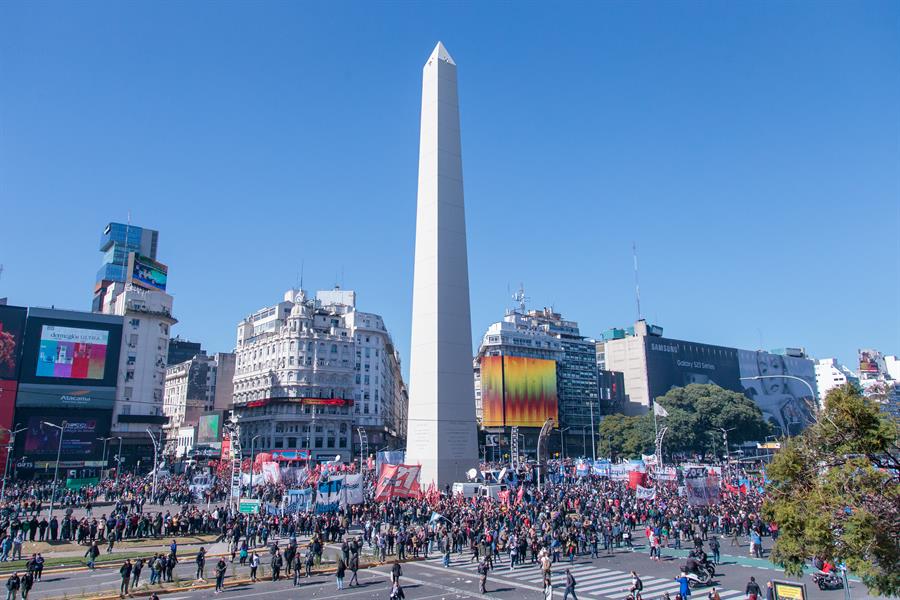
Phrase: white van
[
  {"left": 478, "top": 484, "right": 508, "bottom": 500},
  {"left": 451, "top": 482, "right": 481, "bottom": 498}
]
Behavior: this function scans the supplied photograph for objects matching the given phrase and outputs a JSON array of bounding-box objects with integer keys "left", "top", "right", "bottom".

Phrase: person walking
[
  {"left": 249, "top": 552, "right": 259, "bottom": 582},
  {"left": 214, "top": 558, "right": 227, "bottom": 594},
  {"left": 18, "top": 573, "right": 32, "bottom": 600},
  {"left": 348, "top": 553, "right": 359, "bottom": 587},
  {"left": 304, "top": 551, "right": 314, "bottom": 578},
  {"left": 765, "top": 581, "right": 775, "bottom": 600},
  {"left": 292, "top": 553, "right": 303, "bottom": 587},
  {"left": 335, "top": 556, "right": 346, "bottom": 590},
  {"left": 119, "top": 559, "right": 133, "bottom": 597},
  {"left": 85, "top": 542, "right": 100, "bottom": 570},
  {"left": 745, "top": 577, "right": 762, "bottom": 600},
  {"left": 675, "top": 571, "right": 691, "bottom": 600},
  {"left": 709, "top": 537, "right": 721, "bottom": 565},
  {"left": 391, "top": 562, "right": 402, "bottom": 585},
  {"left": 5, "top": 572, "right": 20, "bottom": 600},
  {"left": 131, "top": 558, "right": 143, "bottom": 589},
  {"left": 563, "top": 568, "right": 578, "bottom": 600},
  {"left": 195, "top": 547, "right": 206, "bottom": 580},
  {"left": 478, "top": 559, "right": 488, "bottom": 594},
  {"left": 389, "top": 581, "right": 405, "bottom": 600}
]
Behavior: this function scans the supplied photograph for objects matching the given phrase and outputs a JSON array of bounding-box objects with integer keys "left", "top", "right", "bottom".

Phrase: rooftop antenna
[
  {"left": 512, "top": 283, "right": 529, "bottom": 313},
  {"left": 300, "top": 259, "right": 305, "bottom": 290},
  {"left": 632, "top": 241, "right": 642, "bottom": 321}
]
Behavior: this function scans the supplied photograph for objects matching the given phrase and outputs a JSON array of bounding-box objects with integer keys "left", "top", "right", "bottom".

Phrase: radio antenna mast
[{"left": 633, "top": 242, "right": 642, "bottom": 321}]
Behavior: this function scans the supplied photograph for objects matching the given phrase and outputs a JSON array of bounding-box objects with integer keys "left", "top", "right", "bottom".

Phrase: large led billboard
[
  {"left": 197, "top": 413, "right": 222, "bottom": 444},
  {"left": 20, "top": 310, "right": 122, "bottom": 389},
  {"left": 644, "top": 337, "right": 743, "bottom": 403},
  {"left": 481, "top": 356, "right": 505, "bottom": 427},
  {"left": 15, "top": 408, "right": 111, "bottom": 463},
  {"left": 0, "top": 306, "right": 26, "bottom": 381},
  {"left": 738, "top": 350, "right": 817, "bottom": 436},
  {"left": 128, "top": 253, "right": 168, "bottom": 292},
  {"left": 480, "top": 355, "right": 559, "bottom": 428}
]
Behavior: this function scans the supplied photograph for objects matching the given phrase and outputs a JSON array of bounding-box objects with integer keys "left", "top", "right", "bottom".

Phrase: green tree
[
  {"left": 762, "top": 384, "right": 900, "bottom": 595},
  {"left": 655, "top": 383, "right": 771, "bottom": 456},
  {"left": 598, "top": 413, "right": 654, "bottom": 459}
]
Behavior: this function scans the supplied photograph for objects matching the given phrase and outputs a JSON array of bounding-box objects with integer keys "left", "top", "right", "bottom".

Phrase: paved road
[{"left": 21, "top": 542, "right": 874, "bottom": 600}]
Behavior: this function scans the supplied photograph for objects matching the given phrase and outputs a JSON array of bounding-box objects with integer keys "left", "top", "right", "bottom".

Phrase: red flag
[
  {"left": 516, "top": 486, "right": 525, "bottom": 505},
  {"left": 739, "top": 484, "right": 747, "bottom": 495}
]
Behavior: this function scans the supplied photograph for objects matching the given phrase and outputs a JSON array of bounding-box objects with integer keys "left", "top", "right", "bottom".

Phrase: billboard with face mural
[{"left": 738, "top": 350, "right": 817, "bottom": 436}]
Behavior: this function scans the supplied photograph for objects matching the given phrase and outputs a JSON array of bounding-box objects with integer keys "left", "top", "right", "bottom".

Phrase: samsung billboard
[{"left": 644, "top": 336, "right": 743, "bottom": 402}]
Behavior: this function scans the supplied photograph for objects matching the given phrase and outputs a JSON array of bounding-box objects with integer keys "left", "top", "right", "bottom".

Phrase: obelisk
[{"left": 405, "top": 42, "right": 479, "bottom": 487}]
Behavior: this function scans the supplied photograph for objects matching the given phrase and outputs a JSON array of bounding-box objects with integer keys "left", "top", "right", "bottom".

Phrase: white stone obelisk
[{"left": 405, "top": 42, "right": 479, "bottom": 487}]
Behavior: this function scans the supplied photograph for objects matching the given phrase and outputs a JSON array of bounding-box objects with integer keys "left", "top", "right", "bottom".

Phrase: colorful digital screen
[
  {"left": 36, "top": 325, "right": 109, "bottom": 380},
  {"left": 858, "top": 351, "right": 880, "bottom": 374},
  {"left": 481, "top": 356, "right": 505, "bottom": 427},
  {"left": 0, "top": 307, "right": 26, "bottom": 381},
  {"left": 130, "top": 253, "right": 168, "bottom": 292},
  {"left": 23, "top": 416, "right": 102, "bottom": 457},
  {"left": 197, "top": 413, "right": 221, "bottom": 443},
  {"left": 480, "top": 355, "right": 558, "bottom": 428}
]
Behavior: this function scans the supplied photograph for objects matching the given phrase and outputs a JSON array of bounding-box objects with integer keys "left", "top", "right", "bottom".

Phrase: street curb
[{"left": 37, "top": 557, "right": 424, "bottom": 600}]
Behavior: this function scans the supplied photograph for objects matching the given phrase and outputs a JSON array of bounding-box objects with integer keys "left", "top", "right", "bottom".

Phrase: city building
[
  {"left": 93, "top": 223, "right": 160, "bottom": 312},
  {"left": 815, "top": 357, "right": 859, "bottom": 398},
  {"left": 167, "top": 336, "right": 205, "bottom": 366},
  {"left": 231, "top": 288, "right": 406, "bottom": 462},
  {"left": 599, "top": 320, "right": 818, "bottom": 436},
  {"left": 858, "top": 349, "right": 900, "bottom": 418},
  {"left": 93, "top": 222, "right": 174, "bottom": 465},
  {"left": 162, "top": 352, "right": 234, "bottom": 457},
  {"left": 474, "top": 297, "right": 599, "bottom": 459}
]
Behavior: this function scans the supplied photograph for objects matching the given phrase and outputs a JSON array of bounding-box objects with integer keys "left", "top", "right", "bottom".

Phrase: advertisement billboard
[
  {"left": 480, "top": 355, "right": 559, "bottom": 428},
  {"left": 480, "top": 355, "right": 505, "bottom": 427},
  {"left": 644, "top": 337, "right": 743, "bottom": 402},
  {"left": 19, "top": 310, "right": 122, "bottom": 389},
  {"left": 0, "top": 306, "right": 27, "bottom": 381},
  {"left": 503, "top": 356, "right": 558, "bottom": 427},
  {"left": 738, "top": 350, "right": 816, "bottom": 436},
  {"left": 128, "top": 253, "right": 168, "bottom": 292},
  {"left": 197, "top": 413, "right": 222, "bottom": 444},
  {"left": 16, "top": 408, "right": 111, "bottom": 461},
  {"left": 858, "top": 350, "right": 880, "bottom": 374},
  {"left": 14, "top": 384, "right": 116, "bottom": 409}
]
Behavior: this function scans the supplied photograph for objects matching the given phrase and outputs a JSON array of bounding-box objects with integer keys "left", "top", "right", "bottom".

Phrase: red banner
[{"left": 374, "top": 464, "right": 422, "bottom": 501}]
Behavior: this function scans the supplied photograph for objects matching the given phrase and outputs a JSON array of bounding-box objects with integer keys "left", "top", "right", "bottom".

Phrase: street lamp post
[
  {"left": 146, "top": 428, "right": 159, "bottom": 501},
  {"left": 43, "top": 421, "right": 67, "bottom": 520},
  {"left": 0, "top": 426, "right": 26, "bottom": 503},
  {"left": 589, "top": 400, "right": 597, "bottom": 462},
  {"left": 719, "top": 427, "right": 736, "bottom": 463},
  {"left": 249, "top": 434, "right": 262, "bottom": 498},
  {"left": 558, "top": 427, "right": 570, "bottom": 460},
  {"left": 114, "top": 437, "right": 123, "bottom": 486}
]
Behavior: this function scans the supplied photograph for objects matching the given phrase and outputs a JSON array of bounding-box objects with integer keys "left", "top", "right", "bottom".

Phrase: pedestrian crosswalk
[{"left": 420, "top": 555, "right": 745, "bottom": 600}]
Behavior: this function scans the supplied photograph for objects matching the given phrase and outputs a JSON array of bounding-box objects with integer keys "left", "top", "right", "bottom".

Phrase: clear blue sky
[{"left": 2, "top": 2, "right": 898, "bottom": 374}]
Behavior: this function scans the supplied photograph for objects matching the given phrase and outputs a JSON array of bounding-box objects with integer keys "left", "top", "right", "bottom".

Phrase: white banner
[
  {"left": 642, "top": 454, "right": 658, "bottom": 466},
  {"left": 340, "top": 474, "right": 364, "bottom": 506},
  {"left": 261, "top": 462, "right": 282, "bottom": 484},
  {"left": 655, "top": 466, "right": 677, "bottom": 481},
  {"left": 636, "top": 485, "right": 656, "bottom": 500}
]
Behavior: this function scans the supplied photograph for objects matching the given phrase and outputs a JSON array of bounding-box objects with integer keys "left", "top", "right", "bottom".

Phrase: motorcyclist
[
  {"left": 689, "top": 547, "right": 709, "bottom": 564},
  {"left": 682, "top": 556, "right": 702, "bottom": 576}
]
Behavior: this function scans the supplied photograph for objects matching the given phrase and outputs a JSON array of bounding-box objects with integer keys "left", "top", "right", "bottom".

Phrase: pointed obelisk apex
[{"left": 405, "top": 43, "right": 478, "bottom": 487}]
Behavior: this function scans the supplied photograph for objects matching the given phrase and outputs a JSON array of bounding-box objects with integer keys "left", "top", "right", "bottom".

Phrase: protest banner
[{"left": 374, "top": 464, "right": 422, "bottom": 501}]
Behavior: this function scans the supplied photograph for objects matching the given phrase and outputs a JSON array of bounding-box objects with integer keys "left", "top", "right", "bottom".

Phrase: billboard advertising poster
[
  {"left": 644, "top": 337, "right": 742, "bottom": 403},
  {"left": 0, "top": 306, "right": 27, "bottom": 381},
  {"left": 20, "top": 313, "right": 122, "bottom": 389},
  {"left": 14, "top": 383, "right": 116, "bottom": 410},
  {"left": 20, "top": 411, "right": 111, "bottom": 460},
  {"left": 480, "top": 355, "right": 504, "bottom": 427},
  {"left": 128, "top": 253, "right": 168, "bottom": 292},
  {"left": 197, "top": 413, "right": 222, "bottom": 444},
  {"left": 739, "top": 350, "right": 816, "bottom": 436},
  {"left": 503, "top": 356, "right": 558, "bottom": 428}
]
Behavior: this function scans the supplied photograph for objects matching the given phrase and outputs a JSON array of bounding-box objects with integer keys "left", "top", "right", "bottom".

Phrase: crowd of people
[{"left": 0, "top": 460, "right": 778, "bottom": 600}]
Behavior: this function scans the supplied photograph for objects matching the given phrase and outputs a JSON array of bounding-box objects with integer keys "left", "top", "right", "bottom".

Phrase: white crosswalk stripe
[{"left": 422, "top": 555, "right": 746, "bottom": 600}]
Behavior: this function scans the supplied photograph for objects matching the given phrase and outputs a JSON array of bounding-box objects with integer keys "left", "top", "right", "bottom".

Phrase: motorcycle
[
  {"left": 684, "top": 570, "right": 712, "bottom": 589},
  {"left": 811, "top": 571, "right": 843, "bottom": 591}
]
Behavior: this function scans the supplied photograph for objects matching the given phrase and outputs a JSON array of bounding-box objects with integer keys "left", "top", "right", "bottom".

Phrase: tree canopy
[
  {"left": 598, "top": 383, "right": 771, "bottom": 459},
  {"left": 762, "top": 384, "right": 900, "bottom": 596}
]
